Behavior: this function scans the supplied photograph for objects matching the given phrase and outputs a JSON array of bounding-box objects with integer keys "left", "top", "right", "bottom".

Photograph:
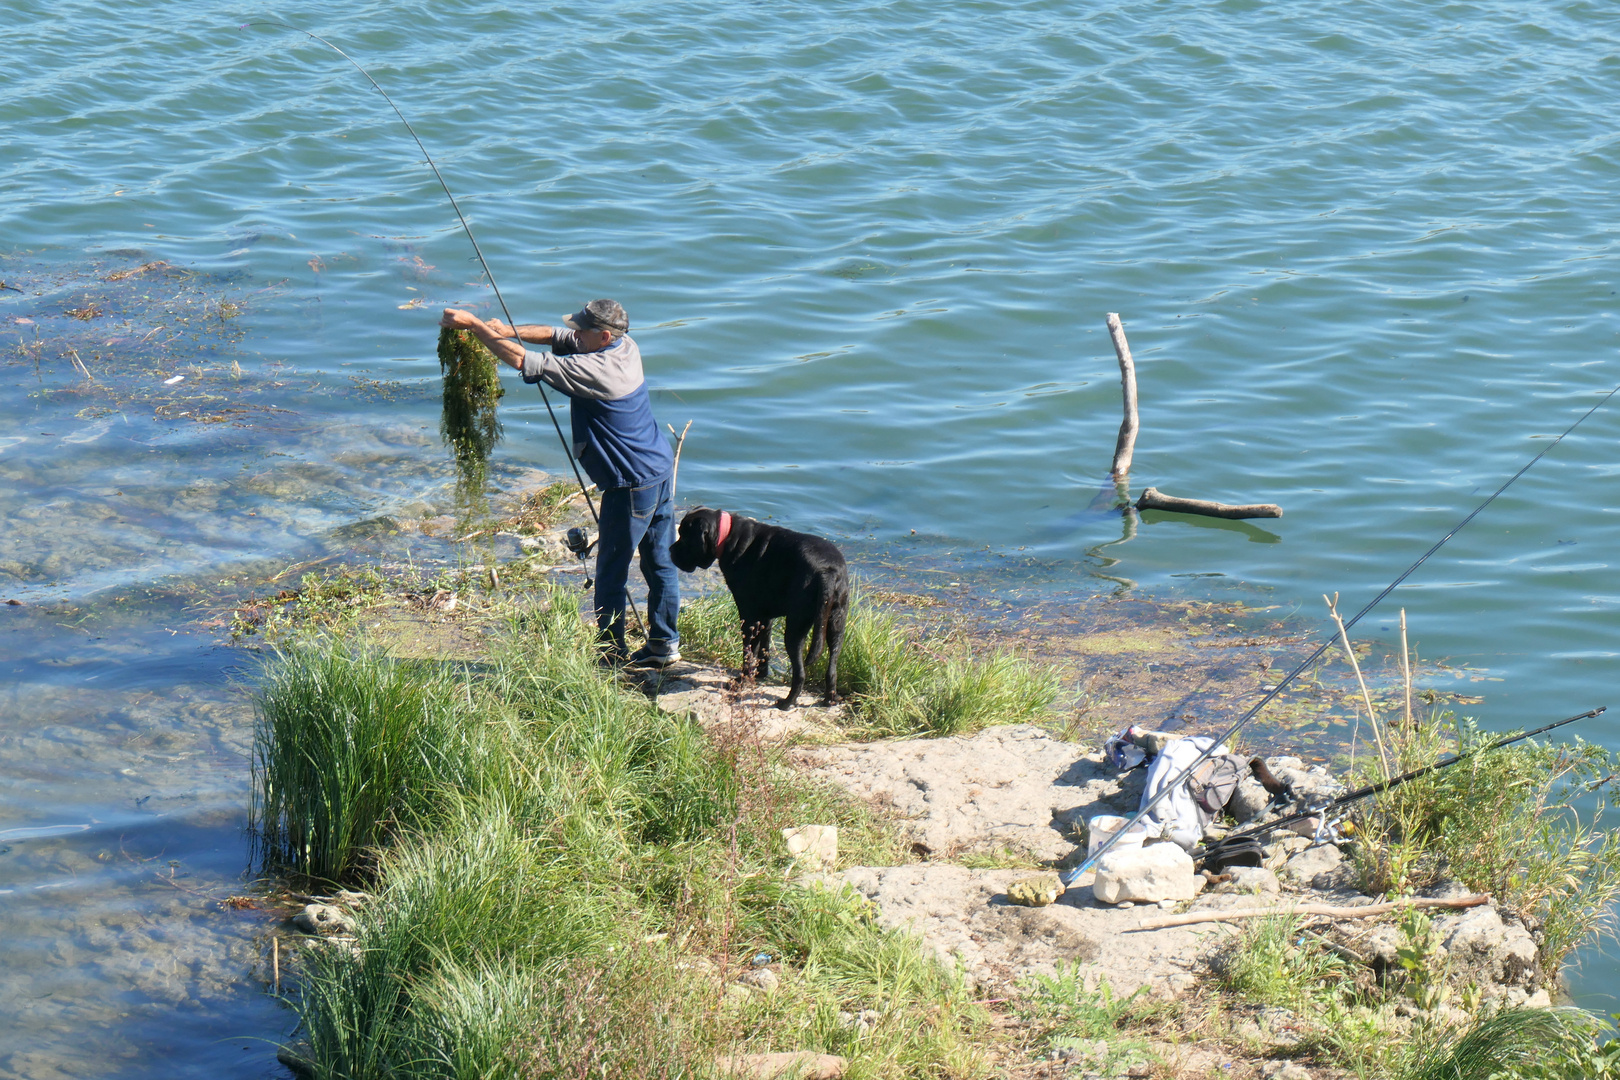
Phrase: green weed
[
  {"left": 1214, "top": 913, "right": 1346, "bottom": 1008},
  {"left": 1349, "top": 716, "right": 1620, "bottom": 966}
]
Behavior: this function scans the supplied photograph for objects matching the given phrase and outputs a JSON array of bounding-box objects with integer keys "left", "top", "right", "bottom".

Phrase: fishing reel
[{"left": 565, "top": 527, "right": 597, "bottom": 589}]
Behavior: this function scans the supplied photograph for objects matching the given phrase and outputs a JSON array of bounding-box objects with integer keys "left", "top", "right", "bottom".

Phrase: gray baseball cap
[{"left": 563, "top": 298, "right": 629, "bottom": 333}]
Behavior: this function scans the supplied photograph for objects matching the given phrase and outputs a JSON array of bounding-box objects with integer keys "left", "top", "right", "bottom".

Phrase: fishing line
[
  {"left": 245, "top": 20, "right": 646, "bottom": 634},
  {"left": 1069, "top": 381, "right": 1620, "bottom": 883}
]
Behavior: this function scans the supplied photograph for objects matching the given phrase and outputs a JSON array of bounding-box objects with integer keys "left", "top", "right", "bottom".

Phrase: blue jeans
[{"left": 595, "top": 473, "right": 680, "bottom": 653}]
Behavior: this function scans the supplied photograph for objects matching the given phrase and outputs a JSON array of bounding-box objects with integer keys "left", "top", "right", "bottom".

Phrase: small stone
[
  {"left": 292, "top": 903, "right": 355, "bottom": 937},
  {"left": 1006, "top": 874, "right": 1062, "bottom": 907},
  {"left": 1262, "top": 1063, "right": 1312, "bottom": 1080},
  {"left": 1117, "top": 901, "right": 1135, "bottom": 909},
  {"left": 1167, "top": 972, "right": 1196, "bottom": 994},
  {"left": 782, "top": 825, "right": 838, "bottom": 869},
  {"left": 1158, "top": 898, "right": 1176, "bottom": 909},
  {"left": 277, "top": 1043, "right": 316, "bottom": 1079},
  {"left": 1215, "top": 867, "right": 1280, "bottom": 895},
  {"left": 736, "top": 967, "right": 779, "bottom": 993}
]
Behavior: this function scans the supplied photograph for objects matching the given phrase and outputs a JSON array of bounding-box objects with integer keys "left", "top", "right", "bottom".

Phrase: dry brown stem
[{"left": 1131, "top": 893, "right": 1490, "bottom": 931}]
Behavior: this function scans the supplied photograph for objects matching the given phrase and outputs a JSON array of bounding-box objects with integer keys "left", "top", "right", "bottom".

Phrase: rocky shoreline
[{"left": 626, "top": 670, "right": 1561, "bottom": 1078}]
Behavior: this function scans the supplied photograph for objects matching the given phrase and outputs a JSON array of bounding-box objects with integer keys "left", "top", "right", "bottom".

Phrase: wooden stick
[
  {"left": 272, "top": 936, "right": 280, "bottom": 994},
  {"left": 1135, "top": 488, "right": 1282, "bottom": 519},
  {"left": 1131, "top": 893, "right": 1490, "bottom": 931},
  {"left": 1400, "top": 608, "right": 1413, "bottom": 728},
  {"left": 667, "top": 420, "right": 693, "bottom": 500},
  {"left": 1105, "top": 313, "right": 1138, "bottom": 480}
]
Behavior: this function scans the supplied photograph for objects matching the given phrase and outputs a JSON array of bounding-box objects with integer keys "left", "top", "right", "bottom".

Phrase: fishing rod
[
  {"left": 1219, "top": 705, "right": 1606, "bottom": 847},
  {"left": 1065, "top": 382, "right": 1620, "bottom": 886},
  {"left": 246, "top": 21, "right": 645, "bottom": 634}
]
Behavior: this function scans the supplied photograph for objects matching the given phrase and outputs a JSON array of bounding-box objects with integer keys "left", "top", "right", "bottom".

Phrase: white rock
[
  {"left": 1093, "top": 843, "right": 1197, "bottom": 904},
  {"left": 782, "top": 825, "right": 838, "bottom": 869}
]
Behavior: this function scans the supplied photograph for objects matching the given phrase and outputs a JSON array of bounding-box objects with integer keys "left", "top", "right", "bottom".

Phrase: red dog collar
[{"left": 715, "top": 510, "right": 732, "bottom": 555}]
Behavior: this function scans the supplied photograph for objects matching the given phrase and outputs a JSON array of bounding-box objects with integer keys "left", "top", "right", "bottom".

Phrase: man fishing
[{"left": 439, "top": 299, "right": 680, "bottom": 669}]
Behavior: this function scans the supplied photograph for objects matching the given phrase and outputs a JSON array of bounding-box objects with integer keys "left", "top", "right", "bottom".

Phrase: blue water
[{"left": 4, "top": 0, "right": 1620, "bottom": 1071}]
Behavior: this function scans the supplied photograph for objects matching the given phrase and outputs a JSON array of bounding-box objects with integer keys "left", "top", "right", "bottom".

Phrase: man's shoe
[
  {"left": 625, "top": 645, "right": 681, "bottom": 670},
  {"left": 597, "top": 645, "right": 628, "bottom": 669}
]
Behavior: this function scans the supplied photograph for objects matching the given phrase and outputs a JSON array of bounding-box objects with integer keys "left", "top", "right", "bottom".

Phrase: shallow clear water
[{"left": 5, "top": 0, "right": 1620, "bottom": 1070}]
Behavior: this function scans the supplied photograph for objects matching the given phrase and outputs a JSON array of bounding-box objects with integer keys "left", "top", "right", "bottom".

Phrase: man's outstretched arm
[
  {"left": 482, "top": 319, "right": 555, "bottom": 344},
  {"left": 439, "top": 308, "right": 526, "bottom": 369}
]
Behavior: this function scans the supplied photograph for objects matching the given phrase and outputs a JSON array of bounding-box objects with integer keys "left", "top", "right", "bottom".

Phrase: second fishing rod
[{"left": 1067, "top": 381, "right": 1620, "bottom": 884}]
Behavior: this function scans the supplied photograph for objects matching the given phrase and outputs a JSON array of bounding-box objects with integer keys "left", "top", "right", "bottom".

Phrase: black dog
[{"left": 669, "top": 508, "right": 849, "bottom": 709}]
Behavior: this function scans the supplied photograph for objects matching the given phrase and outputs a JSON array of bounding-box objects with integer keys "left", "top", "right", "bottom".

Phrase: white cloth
[{"left": 1139, "top": 736, "right": 1229, "bottom": 849}]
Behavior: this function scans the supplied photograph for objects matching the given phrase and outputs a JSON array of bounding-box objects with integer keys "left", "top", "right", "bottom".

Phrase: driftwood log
[
  {"left": 1130, "top": 893, "right": 1490, "bottom": 932},
  {"left": 1135, "top": 487, "right": 1282, "bottom": 520},
  {"left": 1105, "top": 313, "right": 1138, "bottom": 480}
]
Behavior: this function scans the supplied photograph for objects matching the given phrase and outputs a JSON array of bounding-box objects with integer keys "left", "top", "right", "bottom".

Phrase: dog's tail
[{"left": 805, "top": 572, "right": 848, "bottom": 668}]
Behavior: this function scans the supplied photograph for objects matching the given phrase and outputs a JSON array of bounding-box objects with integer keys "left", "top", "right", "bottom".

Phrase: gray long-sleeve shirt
[
  {"left": 516, "top": 329, "right": 673, "bottom": 489},
  {"left": 518, "top": 328, "right": 643, "bottom": 401}
]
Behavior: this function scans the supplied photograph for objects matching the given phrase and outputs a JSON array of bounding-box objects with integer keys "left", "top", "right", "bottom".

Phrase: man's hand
[
  {"left": 440, "top": 308, "right": 481, "bottom": 331},
  {"left": 438, "top": 308, "right": 525, "bottom": 369}
]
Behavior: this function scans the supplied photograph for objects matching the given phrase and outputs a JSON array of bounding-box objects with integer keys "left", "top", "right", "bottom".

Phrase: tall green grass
[
  {"left": 250, "top": 641, "right": 502, "bottom": 883},
  {"left": 678, "top": 586, "right": 1057, "bottom": 736},
  {"left": 256, "top": 587, "right": 985, "bottom": 1080},
  {"left": 1349, "top": 715, "right": 1620, "bottom": 967}
]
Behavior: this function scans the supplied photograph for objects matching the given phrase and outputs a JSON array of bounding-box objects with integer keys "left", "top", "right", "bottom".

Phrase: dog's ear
[{"left": 700, "top": 509, "right": 720, "bottom": 558}]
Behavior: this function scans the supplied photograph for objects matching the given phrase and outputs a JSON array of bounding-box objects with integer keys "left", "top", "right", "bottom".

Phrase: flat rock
[
  {"left": 797, "top": 725, "right": 1138, "bottom": 861},
  {"left": 819, "top": 864, "right": 1220, "bottom": 996},
  {"left": 782, "top": 825, "right": 838, "bottom": 869},
  {"left": 718, "top": 1052, "right": 846, "bottom": 1079},
  {"left": 1214, "top": 866, "right": 1280, "bottom": 895},
  {"left": 1280, "top": 844, "right": 1343, "bottom": 888},
  {"left": 1094, "top": 844, "right": 1197, "bottom": 904},
  {"left": 652, "top": 664, "right": 842, "bottom": 741}
]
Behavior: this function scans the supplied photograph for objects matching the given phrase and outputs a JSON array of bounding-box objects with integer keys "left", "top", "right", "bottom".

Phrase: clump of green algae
[{"left": 436, "top": 327, "right": 503, "bottom": 518}]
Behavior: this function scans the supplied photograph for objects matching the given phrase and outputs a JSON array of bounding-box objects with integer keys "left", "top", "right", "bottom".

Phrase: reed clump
[
  {"left": 677, "top": 586, "right": 1057, "bottom": 736},
  {"left": 255, "top": 585, "right": 986, "bottom": 1079},
  {"left": 1347, "top": 715, "right": 1620, "bottom": 968}
]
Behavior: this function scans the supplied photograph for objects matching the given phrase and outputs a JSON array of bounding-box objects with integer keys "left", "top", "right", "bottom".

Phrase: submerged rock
[{"left": 292, "top": 903, "right": 355, "bottom": 937}]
